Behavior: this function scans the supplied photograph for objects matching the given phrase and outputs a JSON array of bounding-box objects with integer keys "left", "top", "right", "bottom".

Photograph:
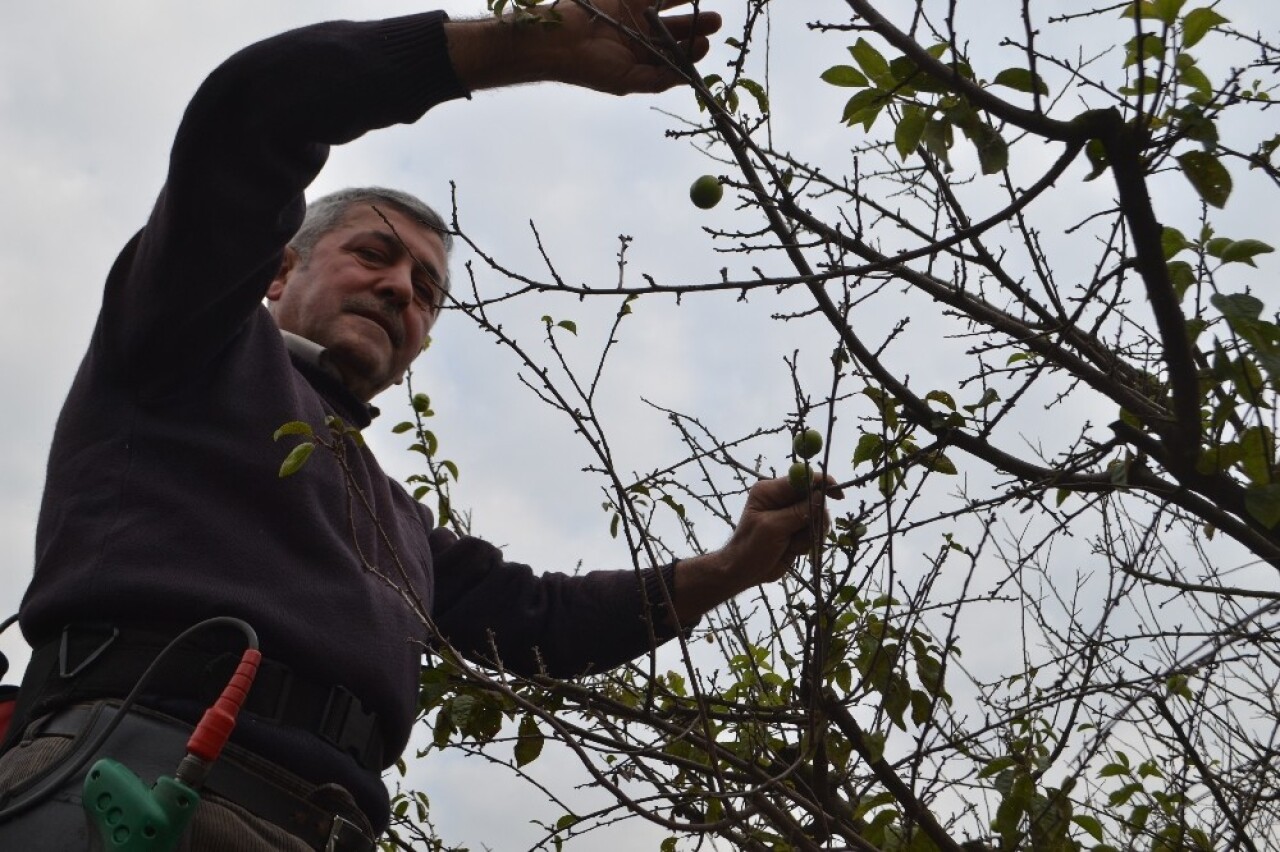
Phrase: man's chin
[{"left": 324, "top": 348, "right": 392, "bottom": 402}]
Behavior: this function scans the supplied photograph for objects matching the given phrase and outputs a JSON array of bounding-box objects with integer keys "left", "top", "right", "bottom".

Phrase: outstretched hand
[
  {"left": 551, "top": 0, "right": 723, "bottom": 94},
  {"left": 447, "top": 0, "right": 721, "bottom": 95},
  {"left": 670, "top": 473, "right": 844, "bottom": 625}
]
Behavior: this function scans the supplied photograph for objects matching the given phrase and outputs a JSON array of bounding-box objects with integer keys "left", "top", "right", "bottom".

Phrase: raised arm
[{"left": 101, "top": 13, "right": 467, "bottom": 389}]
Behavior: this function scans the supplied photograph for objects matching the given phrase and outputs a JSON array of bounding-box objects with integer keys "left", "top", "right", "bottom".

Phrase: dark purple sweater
[{"left": 19, "top": 12, "right": 676, "bottom": 830}]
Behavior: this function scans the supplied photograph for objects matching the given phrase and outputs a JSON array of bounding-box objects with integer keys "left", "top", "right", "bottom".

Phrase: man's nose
[{"left": 374, "top": 263, "right": 414, "bottom": 306}]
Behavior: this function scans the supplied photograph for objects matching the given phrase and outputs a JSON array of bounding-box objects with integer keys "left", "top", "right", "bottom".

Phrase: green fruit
[
  {"left": 788, "top": 461, "right": 812, "bottom": 493},
  {"left": 689, "top": 175, "right": 723, "bottom": 209},
  {"left": 793, "top": 428, "right": 823, "bottom": 460}
]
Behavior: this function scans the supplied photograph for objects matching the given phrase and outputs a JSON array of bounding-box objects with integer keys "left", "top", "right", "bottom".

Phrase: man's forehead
[{"left": 338, "top": 204, "right": 446, "bottom": 251}]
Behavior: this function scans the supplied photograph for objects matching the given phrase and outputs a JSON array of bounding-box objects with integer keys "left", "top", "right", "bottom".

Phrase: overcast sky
[{"left": 2, "top": 2, "right": 1278, "bottom": 850}]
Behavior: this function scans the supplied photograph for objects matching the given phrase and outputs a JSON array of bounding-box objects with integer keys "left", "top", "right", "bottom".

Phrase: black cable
[{"left": 0, "top": 616, "right": 258, "bottom": 823}]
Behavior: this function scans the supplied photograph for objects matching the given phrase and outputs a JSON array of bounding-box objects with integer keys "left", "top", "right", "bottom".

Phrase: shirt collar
[{"left": 280, "top": 330, "right": 380, "bottom": 422}]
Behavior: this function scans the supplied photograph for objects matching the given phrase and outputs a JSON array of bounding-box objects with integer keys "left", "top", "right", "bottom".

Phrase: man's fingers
[
  {"left": 658, "top": 11, "right": 723, "bottom": 39},
  {"left": 750, "top": 472, "right": 845, "bottom": 511}
]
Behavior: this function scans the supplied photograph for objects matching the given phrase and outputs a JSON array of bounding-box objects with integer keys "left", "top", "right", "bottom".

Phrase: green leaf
[
  {"left": 1220, "top": 239, "right": 1275, "bottom": 267},
  {"left": 915, "top": 654, "right": 944, "bottom": 696},
  {"left": 514, "top": 714, "right": 545, "bottom": 767},
  {"left": 1124, "top": 32, "right": 1166, "bottom": 66},
  {"left": 1211, "top": 292, "right": 1263, "bottom": 325},
  {"left": 1177, "top": 61, "right": 1212, "bottom": 100},
  {"left": 739, "top": 78, "right": 770, "bottom": 114},
  {"left": 273, "top": 421, "right": 313, "bottom": 441},
  {"left": 1182, "top": 7, "right": 1229, "bottom": 47},
  {"left": 842, "top": 89, "right": 890, "bottom": 130},
  {"left": 969, "top": 122, "right": 1009, "bottom": 175},
  {"left": 853, "top": 433, "right": 884, "bottom": 466},
  {"left": 1161, "top": 226, "right": 1189, "bottom": 260},
  {"left": 918, "top": 451, "right": 958, "bottom": 475},
  {"left": 1152, "top": 0, "right": 1186, "bottom": 25},
  {"left": 862, "top": 731, "right": 886, "bottom": 763},
  {"left": 278, "top": 442, "right": 315, "bottom": 477},
  {"left": 1167, "top": 260, "right": 1196, "bottom": 301},
  {"left": 979, "top": 755, "right": 1018, "bottom": 779},
  {"left": 556, "top": 320, "right": 578, "bottom": 335},
  {"left": 821, "top": 65, "right": 868, "bottom": 87},
  {"left": 1240, "top": 426, "right": 1274, "bottom": 485},
  {"left": 1108, "top": 781, "right": 1144, "bottom": 807},
  {"left": 1196, "top": 441, "right": 1241, "bottom": 476},
  {"left": 660, "top": 838, "right": 678, "bottom": 852},
  {"left": 895, "top": 105, "right": 928, "bottom": 160},
  {"left": 441, "top": 460, "right": 460, "bottom": 481},
  {"left": 1119, "top": 75, "right": 1161, "bottom": 97},
  {"left": 1121, "top": 1, "right": 1160, "bottom": 21},
  {"left": 1178, "top": 150, "right": 1232, "bottom": 208},
  {"left": 850, "top": 38, "right": 893, "bottom": 89},
  {"left": 1073, "top": 815, "right": 1105, "bottom": 842},
  {"left": 1205, "top": 236, "right": 1233, "bottom": 258},
  {"left": 1166, "top": 673, "right": 1194, "bottom": 700},
  {"left": 391, "top": 421, "right": 414, "bottom": 434},
  {"left": 888, "top": 56, "right": 949, "bottom": 93},
  {"left": 926, "top": 389, "right": 957, "bottom": 410},
  {"left": 922, "top": 119, "right": 955, "bottom": 170},
  {"left": 1245, "top": 483, "right": 1280, "bottom": 528},
  {"left": 963, "top": 387, "right": 1001, "bottom": 413},
  {"left": 992, "top": 67, "right": 1049, "bottom": 96},
  {"left": 1170, "top": 104, "right": 1218, "bottom": 147}
]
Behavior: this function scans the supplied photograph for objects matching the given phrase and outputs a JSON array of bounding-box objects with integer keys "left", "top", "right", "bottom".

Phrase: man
[{"left": 0, "top": 2, "right": 834, "bottom": 849}]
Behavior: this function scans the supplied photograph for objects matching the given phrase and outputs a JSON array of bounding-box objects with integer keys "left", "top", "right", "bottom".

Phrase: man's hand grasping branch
[{"left": 447, "top": 0, "right": 722, "bottom": 95}]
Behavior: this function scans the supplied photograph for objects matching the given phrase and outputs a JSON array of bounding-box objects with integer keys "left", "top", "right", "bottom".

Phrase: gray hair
[{"left": 290, "top": 186, "right": 453, "bottom": 294}]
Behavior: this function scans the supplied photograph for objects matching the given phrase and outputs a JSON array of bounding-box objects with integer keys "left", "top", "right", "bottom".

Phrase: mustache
[{"left": 342, "top": 296, "right": 405, "bottom": 348}]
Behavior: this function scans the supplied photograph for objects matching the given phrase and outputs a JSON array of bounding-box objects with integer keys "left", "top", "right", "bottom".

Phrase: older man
[{"left": 0, "top": 3, "right": 831, "bottom": 850}]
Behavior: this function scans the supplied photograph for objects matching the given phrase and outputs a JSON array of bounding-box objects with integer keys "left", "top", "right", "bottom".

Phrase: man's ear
[{"left": 266, "top": 247, "right": 300, "bottom": 303}]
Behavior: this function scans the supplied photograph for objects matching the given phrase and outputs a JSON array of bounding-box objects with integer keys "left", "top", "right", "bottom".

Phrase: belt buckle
[{"left": 325, "top": 813, "right": 370, "bottom": 852}]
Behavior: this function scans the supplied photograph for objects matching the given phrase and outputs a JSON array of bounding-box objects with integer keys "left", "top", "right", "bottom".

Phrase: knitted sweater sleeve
[
  {"left": 96, "top": 13, "right": 467, "bottom": 392},
  {"left": 427, "top": 529, "right": 684, "bottom": 678}
]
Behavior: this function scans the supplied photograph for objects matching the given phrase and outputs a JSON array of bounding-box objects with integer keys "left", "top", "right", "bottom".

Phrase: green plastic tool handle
[{"left": 83, "top": 758, "right": 200, "bottom": 852}]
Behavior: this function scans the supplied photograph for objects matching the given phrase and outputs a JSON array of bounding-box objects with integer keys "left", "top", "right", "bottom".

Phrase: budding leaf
[
  {"left": 273, "top": 421, "right": 313, "bottom": 441},
  {"left": 278, "top": 442, "right": 315, "bottom": 477}
]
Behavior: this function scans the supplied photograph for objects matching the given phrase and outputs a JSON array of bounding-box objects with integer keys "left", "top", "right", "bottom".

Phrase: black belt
[
  {"left": 40, "top": 702, "right": 376, "bottom": 852},
  {"left": 14, "top": 625, "right": 385, "bottom": 773}
]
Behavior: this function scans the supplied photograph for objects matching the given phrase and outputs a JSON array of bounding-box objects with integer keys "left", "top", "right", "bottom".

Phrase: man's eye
[
  {"left": 413, "top": 283, "right": 437, "bottom": 309},
  {"left": 355, "top": 247, "right": 384, "bottom": 262}
]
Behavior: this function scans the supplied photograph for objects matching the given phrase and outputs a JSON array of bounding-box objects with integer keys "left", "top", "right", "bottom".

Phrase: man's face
[{"left": 267, "top": 204, "right": 447, "bottom": 402}]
